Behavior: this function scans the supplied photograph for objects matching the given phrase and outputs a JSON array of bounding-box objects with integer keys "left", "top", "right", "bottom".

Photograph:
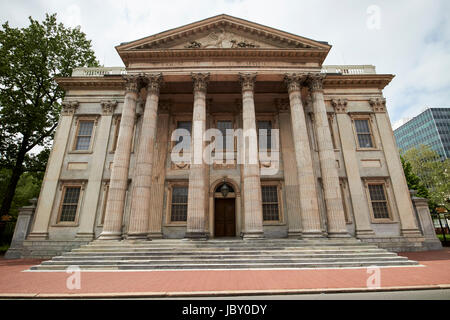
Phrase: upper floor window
[
  {"left": 354, "top": 119, "right": 374, "bottom": 148},
  {"left": 257, "top": 120, "right": 272, "bottom": 150},
  {"left": 216, "top": 120, "right": 233, "bottom": 150},
  {"left": 74, "top": 120, "right": 94, "bottom": 151},
  {"left": 176, "top": 120, "right": 192, "bottom": 150}
]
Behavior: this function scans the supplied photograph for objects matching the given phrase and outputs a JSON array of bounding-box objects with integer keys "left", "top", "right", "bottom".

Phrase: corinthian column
[
  {"left": 185, "top": 73, "right": 209, "bottom": 240},
  {"left": 307, "top": 74, "right": 348, "bottom": 237},
  {"left": 127, "top": 73, "right": 162, "bottom": 240},
  {"left": 98, "top": 75, "right": 139, "bottom": 240},
  {"left": 240, "top": 73, "right": 264, "bottom": 239},
  {"left": 284, "top": 74, "right": 322, "bottom": 238}
]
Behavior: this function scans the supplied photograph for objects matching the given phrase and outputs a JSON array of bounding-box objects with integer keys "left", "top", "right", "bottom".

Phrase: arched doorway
[{"left": 209, "top": 179, "right": 241, "bottom": 238}]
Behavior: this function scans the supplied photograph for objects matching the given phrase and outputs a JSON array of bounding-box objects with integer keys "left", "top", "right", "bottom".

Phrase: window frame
[
  {"left": 260, "top": 180, "right": 284, "bottom": 225},
  {"left": 70, "top": 116, "right": 98, "bottom": 153},
  {"left": 351, "top": 115, "right": 377, "bottom": 150},
  {"left": 364, "top": 179, "right": 394, "bottom": 223},
  {"left": 110, "top": 115, "right": 137, "bottom": 154},
  {"left": 212, "top": 113, "right": 237, "bottom": 169},
  {"left": 170, "top": 115, "right": 192, "bottom": 170},
  {"left": 165, "top": 181, "right": 189, "bottom": 226},
  {"left": 54, "top": 182, "right": 85, "bottom": 226}
]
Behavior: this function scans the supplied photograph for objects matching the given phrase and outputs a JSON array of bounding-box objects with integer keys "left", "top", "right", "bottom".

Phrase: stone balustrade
[{"left": 321, "top": 65, "right": 376, "bottom": 75}]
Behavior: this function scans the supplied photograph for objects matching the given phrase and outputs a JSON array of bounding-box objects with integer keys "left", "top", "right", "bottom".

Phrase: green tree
[
  {"left": 0, "top": 14, "right": 99, "bottom": 228},
  {"left": 402, "top": 145, "right": 450, "bottom": 210},
  {"left": 400, "top": 155, "right": 434, "bottom": 208}
]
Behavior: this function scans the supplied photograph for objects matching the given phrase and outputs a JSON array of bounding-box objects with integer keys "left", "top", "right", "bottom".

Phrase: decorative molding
[
  {"left": 369, "top": 98, "right": 387, "bottom": 113},
  {"left": 191, "top": 72, "right": 210, "bottom": 93},
  {"left": 284, "top": 73, "right": 307, "bottom": 93},
  {"left": 100, "top": 100, "right": 118, "bottom": 115},
  {"left": 123, "top": 75, "right": 140, "bottom": 93},
  {"left": 239, "top": 72, "right": 257, "bottom": 92},
  {"left": 61, "top": 101, "right": 79, "bottom": 116},
  {"left": 143, "top": 73, "right": 163, "bottom": 95},
  {"left": 306, "top": 73, "right": 325, "bottom": 92},
  {"left": 331, "top": 98, "right": 348, "bottom": 114}
]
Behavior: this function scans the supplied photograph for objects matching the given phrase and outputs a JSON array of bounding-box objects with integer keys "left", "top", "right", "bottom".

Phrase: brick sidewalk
[{"left": 0, "top": 249, "right": 449, "bottom": 298}]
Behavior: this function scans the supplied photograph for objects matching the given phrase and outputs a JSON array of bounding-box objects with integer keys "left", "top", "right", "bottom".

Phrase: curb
[{"left": 1, "top": 284, "right": 450, "bottom": 299}]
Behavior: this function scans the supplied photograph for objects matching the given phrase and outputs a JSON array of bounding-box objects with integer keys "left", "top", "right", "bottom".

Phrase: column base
[
  {"left": 401, "top": 228, "right": 423, "bottom": 238},
  {"left": 27, "top": 232, "right": 49, "bottom": 240},
  {"left": 75, "top": 232, "right": 95, "bottom": 241},
  {"left": 355, "top": 229, "right": 376, "bottom": 238},
  {"left": 97, "top": 231, "right": 123, "bottom": 241},
  {"left": 147, "top": 232, "right": 164, "bottom": 239},
  {"left": 184, "top": 232, "right": 208, "bottom": 241},
  {"left": 127, "top": 233, "right": 151, "bottom": 240},
  {"left": 327, "top": 231, "right": 351, "bottom": 238},
  {"left": 287, "top": 231, "right": 302, "bottom": 238},
  {"left": 301, "top": 231, "right": 324, "bottom": 238},
  {"left": 243, "top": 232, "right": 265, "bottom": 240}
]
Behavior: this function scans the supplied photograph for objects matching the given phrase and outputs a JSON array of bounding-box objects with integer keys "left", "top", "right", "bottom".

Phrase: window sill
[
  {"left": 69, "top": 150, "right": 93, "bottom": 155},
  {"left": 370, "top": 220, "right": 397, "bottom": 224},
  {"left": 51, "top": 223, "right": 79, "bottom": 227}
]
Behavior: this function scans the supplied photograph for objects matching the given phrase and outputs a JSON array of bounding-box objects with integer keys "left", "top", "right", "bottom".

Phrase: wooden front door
[{"left": 214, "top": 198, "right": 236, "bottom": 237}]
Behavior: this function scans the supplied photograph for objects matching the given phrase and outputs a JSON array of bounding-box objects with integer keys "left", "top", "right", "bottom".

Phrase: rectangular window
[
  {"left": 59, "top": 186, "right": 81, "bottom": 222},
  {"left": 257, "top": 120, "right": 272, "bottom": 150},
  {"left": 170, "top": 186, "right": 188, "bottom": 222},
  {"left": 354, "top": 119, "right": 374, "bottom": 148},
  {"left": 75, "top": 120, "right": 94, "bottom": 151},
  {"left": 261, "top": 185, "right": 279, "bottom": 221},
  {"left": 368, "top": 184, "right": 390, "bottom": 219},
  {"left": 217, "top": 120, "right": 233, "bottom": 150},
  {"left": 176, "top": 121, "right": 192, "bottom": 150}
]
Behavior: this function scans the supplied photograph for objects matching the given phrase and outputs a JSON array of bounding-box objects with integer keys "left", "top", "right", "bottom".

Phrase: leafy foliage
[
  {"left": 0, "top": 13, "right": 99, "bottom": 218},
  {"left": 402, "top": 145, "right": 450, "bottom": 210}
]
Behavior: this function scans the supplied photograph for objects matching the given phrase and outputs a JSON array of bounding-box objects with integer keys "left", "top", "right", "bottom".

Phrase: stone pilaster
[
  {"left": 98, "top": 75, "right": 139, "bottom": 240},
  {"left": 28, "top": 101, "right": 79, "bottom": 240},
  {"left": 284, "top": 74, "right": 322, "bottom": 238},
  {"left": 127, "top": 73, "right": 163, "bottom": 240},
  {"left": 76, "top": 100, "right": 118, "bottom": 240},
  {"left": 369, "top": 98, "right": 422, "bottom": 237},
  {"left": 307, "top": 73, "right": 348, "bottom": 237},
  {"left": 185, "top": 73, "right": 209, "bottom": 240},
  {"left": 147, "top": 101, "right": 171, "bottom": 239},
  {"left": 332, "top": 99, "right": 375, "bottom": 238},
  {"left": 240, "top": 73, "right": 264, "bottom": 239}
]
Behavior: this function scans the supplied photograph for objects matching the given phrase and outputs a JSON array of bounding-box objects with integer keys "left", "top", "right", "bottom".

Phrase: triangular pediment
[{"left": 117, "top": 14, "right": 331, "bottom": 51}]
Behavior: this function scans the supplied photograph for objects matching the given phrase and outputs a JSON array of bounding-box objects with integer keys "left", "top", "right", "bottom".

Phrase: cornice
[{"left": 323, "top": 74, "right": 395, "bottom": 90}]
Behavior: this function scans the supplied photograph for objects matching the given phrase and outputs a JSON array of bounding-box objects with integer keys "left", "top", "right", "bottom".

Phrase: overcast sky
[{"left": 1, "top": 0, "right": 449, "bottom": 127}]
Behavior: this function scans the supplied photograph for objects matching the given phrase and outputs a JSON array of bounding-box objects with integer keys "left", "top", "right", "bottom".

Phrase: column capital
[
  {"left": 123, "top": 75, "right": 140, "bottom": 94},
  {"left": 100, "top": 100, "right": 118, "bottom": 115},
  {"left": 369, "top": 97, "right": 386, "bottom": 113},
  {"left": 331, "top": 98, "right": 348, "bottom": 114},
  {"left": 61, "top": 101, "right": 79, "bottom": 116},
  {"left": 239, "top": 72, "right": 257, "bottom": 92},
  {"left": 142, "top": 73, "right": 163, "bottom": 95},
  {"left": 284, "top": 73, "right": 307, "bottom": 93},
  {"left": 306, "top": 73, "right": 326, "bottom": 92},
  {"left": 191, "top": 72, "right": 210, "bottom": 93}
]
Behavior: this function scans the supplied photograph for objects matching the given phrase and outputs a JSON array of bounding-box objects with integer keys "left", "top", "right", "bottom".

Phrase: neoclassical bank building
[{"left": 8, "top": 15, "right": 441, "bottom": 266}]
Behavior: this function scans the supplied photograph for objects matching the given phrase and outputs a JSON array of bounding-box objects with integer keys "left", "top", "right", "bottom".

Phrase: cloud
[{"left": 1, "top": 0, "right": 449, "bottom": 124}]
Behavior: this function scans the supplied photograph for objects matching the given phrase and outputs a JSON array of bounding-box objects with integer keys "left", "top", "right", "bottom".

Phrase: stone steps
[{"left": 29, "top": 239, "right": 419, "bottom": 271}]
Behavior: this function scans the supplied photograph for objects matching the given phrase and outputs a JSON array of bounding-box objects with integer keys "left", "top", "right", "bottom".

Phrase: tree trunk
[{"left": 0, "top": 136, "right": 28, "bottom": 240}]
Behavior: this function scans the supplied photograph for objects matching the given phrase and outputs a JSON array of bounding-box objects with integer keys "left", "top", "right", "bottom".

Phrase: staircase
[{"left": 29, "top": 238, "right": 419, "bottom": 271}]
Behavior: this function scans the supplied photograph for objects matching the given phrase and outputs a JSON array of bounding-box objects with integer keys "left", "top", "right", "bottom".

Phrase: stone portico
[{"left": 8, "top": 15, "right": 442, "bottom": 258}]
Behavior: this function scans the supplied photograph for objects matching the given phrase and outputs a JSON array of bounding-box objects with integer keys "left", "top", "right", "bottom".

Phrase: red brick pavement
[{"left": 0, "top": 249, "right": 449, "bottom": 297}]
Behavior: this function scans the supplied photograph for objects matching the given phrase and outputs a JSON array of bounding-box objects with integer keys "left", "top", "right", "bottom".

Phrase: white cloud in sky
[{"left": 1, "top": 0, "right": 449, "bottom": 124}]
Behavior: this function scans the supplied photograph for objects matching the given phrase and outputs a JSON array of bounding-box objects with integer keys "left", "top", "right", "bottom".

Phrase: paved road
[{"left": 154, "top": 289, "right": 450, "bottom": 300}]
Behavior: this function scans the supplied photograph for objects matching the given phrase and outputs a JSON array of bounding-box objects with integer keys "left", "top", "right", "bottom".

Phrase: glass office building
[{"left": 394, "top": 107, "right": 450, "bottom": 160}]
